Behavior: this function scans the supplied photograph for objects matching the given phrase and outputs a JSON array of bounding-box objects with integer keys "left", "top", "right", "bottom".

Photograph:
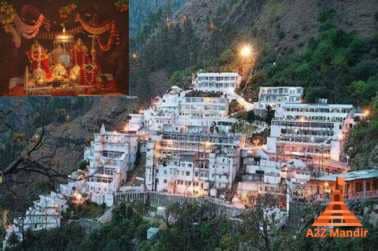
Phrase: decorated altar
[
  {"left": 24, "top": 28, "right": 103, "bottom": 95},
  {"left": 0, "top": 1, "right": 126, "bottom": 96}
]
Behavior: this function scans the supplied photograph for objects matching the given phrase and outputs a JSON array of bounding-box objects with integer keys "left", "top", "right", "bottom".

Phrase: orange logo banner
[
  {"left": 306, "top": 177, "right": 368, "bottom": 238},
  {"left": 312, "top": 177, "right": 362, "bottom": 227}
]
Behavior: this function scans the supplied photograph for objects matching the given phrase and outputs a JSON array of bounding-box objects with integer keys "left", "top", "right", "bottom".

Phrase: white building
[
  {"left": 142, "top": 87, "right": 182, "bottom": 132},
  {"left": 175, "top": 91, "right": 235, "bottom": 133},
  {"left": 193, "top": 72, "right": 242, "bottom": 93},
  {"left": 141, "top": 86, "right": 236, "bottom": 134},
  {"left": 244, "top": 159, "right": 282, "bottom": 184},
  {"left": 145, "top": 132, "right": 243, "bottom": 198},
  {"left": 256, "top": 86, "right": 304, "bottom": 110},
  {"left": 279, "top": 159, "right": 311, "bottom": 185},
  {"left": 4, "top": 192, "right": 68, "bottom": 247},
  {"left": 267, "top": 100, "right": 354, "bottom": 165},
  {"left": 127, "top": 113, "right": 144, "bottom": 132},
  {"left": 59, "top": 170, "right": 88, "bottom": 197},
  {"left": 236, "top": 157, "right": 283, "bottom": 199},
  {"left": 84, "top": 124, "right": 139, "bottom": 206}
]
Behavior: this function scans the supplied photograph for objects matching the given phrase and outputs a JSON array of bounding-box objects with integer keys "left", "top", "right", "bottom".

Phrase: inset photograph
[{"left": 0, "top": 0, "right": 128, "bottom": 96}]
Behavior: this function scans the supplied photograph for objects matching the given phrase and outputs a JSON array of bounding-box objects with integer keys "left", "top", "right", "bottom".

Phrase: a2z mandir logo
[{"left": 306, "top": 177, "right": 368, "bottom": 238}]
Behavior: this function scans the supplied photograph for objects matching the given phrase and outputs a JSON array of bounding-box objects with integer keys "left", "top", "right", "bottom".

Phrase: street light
[
  {"left": 239, "top": 44, "right": 253, "bottom": 59},
  {"left": 363, "top": 109, "right": 370, "bottom": 118}
]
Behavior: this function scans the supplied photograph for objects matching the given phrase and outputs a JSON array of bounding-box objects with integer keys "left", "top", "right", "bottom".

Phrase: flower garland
[
  {"left": 75, "top": 13, "right": 113, "bottom": 35},
  {"left": 76, "top": 13, "right": 120, "bottom": 51},
  {"left": 13, "top": 14, "right": 45, "bottom": 39},
  {"left": 96, "top": 22, "right": 120, "bottom": 52}
]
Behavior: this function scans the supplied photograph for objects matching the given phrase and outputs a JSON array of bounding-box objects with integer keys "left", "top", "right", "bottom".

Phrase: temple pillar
[{"left": 363, "top": 180, "right": 367, "bottom": 199}]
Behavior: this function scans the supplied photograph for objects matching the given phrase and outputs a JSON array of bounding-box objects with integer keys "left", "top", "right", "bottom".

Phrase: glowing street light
[
  {"left": 363, "top": 109, "right": 370, "bottom": 118},
  {"left": 239, "top": 44, "right": 253, "bottom": 59}
]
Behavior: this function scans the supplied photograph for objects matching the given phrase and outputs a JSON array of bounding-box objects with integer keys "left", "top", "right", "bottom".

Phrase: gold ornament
[
  {"left": 70, "top": 65, "right": 81, "bottom": 81},
  {"left": 53, "top": 64, "right": 67, "bottom": 81},
  {"left": 33, "top": 68, "right": 46, "bottom": 85}
]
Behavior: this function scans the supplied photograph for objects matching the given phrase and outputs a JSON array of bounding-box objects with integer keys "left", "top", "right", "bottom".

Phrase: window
[
  {"left": 373, "top": 179, "right": 378, "bottom": 190},
  {"left": 355, "top": 182, "right": 363, "bottom": 192}
]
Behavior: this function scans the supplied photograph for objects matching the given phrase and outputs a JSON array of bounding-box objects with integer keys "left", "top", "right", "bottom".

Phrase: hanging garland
[
  {"left": 75, "top": 13, "right": 113, "bottom": 35},
  {"left": 1, "top": 2, "right": 119, "bottom": 51},
  {"left": 13, "top": 14, "right": 45, "bottom": 39},
  {"left": 96, "top": 22, "right": 120, "bottom": 52},
  {"left": 76, "top": 13, "right": 120, "bottom": 52}
]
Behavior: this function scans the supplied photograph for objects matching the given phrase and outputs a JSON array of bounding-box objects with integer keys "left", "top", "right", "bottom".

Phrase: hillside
[
  {"left": 0, "top": 97, "right": 138, "bottom": 212},
  {"left": 130, "top": 0, "right": 378, "bottom": 98},
  {"left": 130, "top": 0, "right": 185, "bottom": 38},
  {"left": 176, "top": 0, "right": 378, "bottom": 51}
]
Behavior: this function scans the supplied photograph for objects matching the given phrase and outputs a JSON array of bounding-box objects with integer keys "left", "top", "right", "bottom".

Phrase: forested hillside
[{"left": 130, "top": 0, "right": 185, "bottom": 38}]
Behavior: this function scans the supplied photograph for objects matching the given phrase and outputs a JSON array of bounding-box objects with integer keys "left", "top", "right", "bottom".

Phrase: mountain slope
[
  {"left": 130, "top": 0, "right": 186, "bottom": 37},
  {"left": 130, "top": 0, "right": 378, "bottom": 99}
]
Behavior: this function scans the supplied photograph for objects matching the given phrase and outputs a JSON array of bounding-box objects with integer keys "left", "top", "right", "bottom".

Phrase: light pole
[
  {"left": 363, "top": 109, "right": 371, "bottom": 120},
  {"left": 238, "top": 44, "right": 253, "bottom": 79}
]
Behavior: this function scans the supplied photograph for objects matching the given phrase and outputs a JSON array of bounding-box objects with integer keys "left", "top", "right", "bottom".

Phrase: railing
[
  {"left": 307, "top": 190, "right": 378, "bottom": 202},
  {"left": 114, "top": 191, "right": 243, "bottom": 218},
  {"left": 346, "top": 190, "right": 378, "bottom": 200}
]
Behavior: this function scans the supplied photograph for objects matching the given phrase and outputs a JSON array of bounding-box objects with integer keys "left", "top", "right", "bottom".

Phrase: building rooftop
[
  {"left": 185, "top": 90, "right": 223, "bottom": 98},
  {"left": 315, "top": 169, "right": 378, "bottom": 181},
  {"left": 196, "top": 72, "right": 240, "bottom": 77}
]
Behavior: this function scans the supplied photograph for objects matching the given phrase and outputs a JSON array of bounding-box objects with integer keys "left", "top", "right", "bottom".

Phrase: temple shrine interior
[{"left": 0, "top": 0, "right": 128, "bottom": 96}]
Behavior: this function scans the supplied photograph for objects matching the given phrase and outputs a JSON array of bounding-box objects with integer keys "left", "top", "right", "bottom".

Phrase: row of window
[
  {"left": 89, "top": 177, "right": 113, "bottom": 183},
  {"left": 272, "top": 121, "right": 335, "bottom": 129},
  {"left": 175, "top": 180, "right": 204, "bottom": 187},
  {"left": 351, "top": 180, "right": 378, "bottom": 192},
  {"left": 260, "top": 96, "right": 301, "bottom": 102},
  {"left": 281, "top": 128, "right": 334, "bottom": 137},
  {"left": 197, "top": 76, "right": 238, "bottom": 81},
  {"left": 198, "top": 82, "right": 235, "bottom": 88},
  {"left": 260, "top": 88, "right": 303, "bottom": 95},
  {"left": 284, "top": 107, "right": 352, "bottom": 113}
]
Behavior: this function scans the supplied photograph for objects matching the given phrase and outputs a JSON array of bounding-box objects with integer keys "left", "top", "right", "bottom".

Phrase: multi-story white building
[
  {"left": 234, "top": 157, "right": 287, "bottom": 208},
  {"left": 193, "top": 72, "right": 242, "bottom": 93},
  {"left": 145, "top": 132, "right": 243, "bottom": 198},
  {"left": 141, "top": 86, "right": 236, "bottom": 134},
  {"left": 256, "top": 87, "right": 304, "bottom": 109},
  {"left": 267, "top": 100, "right": 354, "bottom": 165},
  {"left": 176, "top": 91, "right": 235, "bottom": 133},
  {"left": 84, "top": 124, "right": 139, "bottom": 206},
  {"left": 4, "top": 192, "right": 68, "bottom": 247}
]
